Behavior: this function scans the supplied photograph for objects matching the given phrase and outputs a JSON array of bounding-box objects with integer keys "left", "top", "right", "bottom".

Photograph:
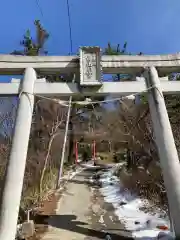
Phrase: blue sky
[{"left": 0, "top": 0, "right": 180, "bottom": 56}]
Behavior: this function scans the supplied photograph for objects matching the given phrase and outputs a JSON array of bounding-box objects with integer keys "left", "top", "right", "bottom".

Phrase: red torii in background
[{"left": 74, "top": 140, "right": 96, "bottom": 164}]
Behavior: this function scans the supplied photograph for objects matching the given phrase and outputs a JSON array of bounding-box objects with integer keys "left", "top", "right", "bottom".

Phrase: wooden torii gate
[{"left": 0, "top": 47, "right": 180, "bottom": 239}]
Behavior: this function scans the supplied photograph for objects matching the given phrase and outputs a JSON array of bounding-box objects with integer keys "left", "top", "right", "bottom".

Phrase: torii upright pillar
[
  {"left": 144, "top": 66, "right": 180, "bottom": 236},
  {"left": 0, "top": 68, "right": 36, "bottom": 240}
]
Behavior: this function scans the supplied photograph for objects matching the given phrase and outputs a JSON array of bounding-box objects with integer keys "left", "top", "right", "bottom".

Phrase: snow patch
[
  {"left": 60, "top": 165, "right": 85, "bottom": 182},
  {"left": 80, "top": 161, "right": 99, "bottom": 169},
  {"left": 63, "top": 160, "right": 97, "bottom": 181},
  {"left": 100, "top": 167, "right": 173, "bottom": 239},
  {"left": 68, "top": 167, "right": 84, "bottom": 180},
  {"left": 99, "top": 215, "right": 105, "bottom": 224}
]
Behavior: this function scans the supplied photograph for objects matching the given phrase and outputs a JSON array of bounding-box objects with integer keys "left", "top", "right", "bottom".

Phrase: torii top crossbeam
[
  {"left": 1, "top": 47, "right": 180, "bottom": 97},
  {"left": 0, "top": 52, "right": 180, "bottom": 75}
]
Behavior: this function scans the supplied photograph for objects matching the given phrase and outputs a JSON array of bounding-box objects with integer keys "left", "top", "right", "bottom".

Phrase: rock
[
  {"left": 159, "top": 213, "right": 166, "bottom": 218},
  {"left": 157, "top": 232, "right": 173, "bottom": 240},
  {"left": 105, "top": 234, "right": 112, "bottom": 240},
  {"left": 134, "top": 221, "right": 140, "bottom": 225},
  {"left": 72, "top": 165, "right": 76, "bottom": 171},
  {"left": 119, "top": 201, "right": 127, "bottom": 206},
  {"left": 93, "top": 173, "right": 100, "bottom": 180},
  {"left": 146, "top": 219, "right": 151, "bottom": 226},
  {"left": 17, "top": 220, "right": 35, "bottom": 239}
]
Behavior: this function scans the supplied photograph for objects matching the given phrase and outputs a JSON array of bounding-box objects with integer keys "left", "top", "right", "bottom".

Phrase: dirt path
[
  {"left": 40, "top": 168, "right": 92, "bottom": 240},
  {"left": 40, "top": 166, "right": 132, "bottom": 240}
]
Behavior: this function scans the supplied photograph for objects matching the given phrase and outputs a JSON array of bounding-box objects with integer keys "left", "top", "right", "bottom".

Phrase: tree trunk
[
  {"left": 126, "top": 148, "right": 131, "bottom": 170},
  {"left": 108, "top": 141, "right": 112, "bottom": 152},
  {"left": 39, "top": 132, "right": 60, "bottom": 198},
  {"left": 67, "top": 106, "right": 76, "bottom": 164}
]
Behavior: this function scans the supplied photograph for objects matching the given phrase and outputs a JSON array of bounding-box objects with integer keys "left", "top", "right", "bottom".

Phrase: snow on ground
[
  {"left": 62, "top": 160, "right": 98, "bottom": 181},
  {"left": 60, "top": 164, "right": 85, "bottom": 181},
  {"left": 99, "top": 164, "right": 174, "bottom": 239},
  {"left": 80, "top": 160, "right": 102, "bottom": 169}
]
